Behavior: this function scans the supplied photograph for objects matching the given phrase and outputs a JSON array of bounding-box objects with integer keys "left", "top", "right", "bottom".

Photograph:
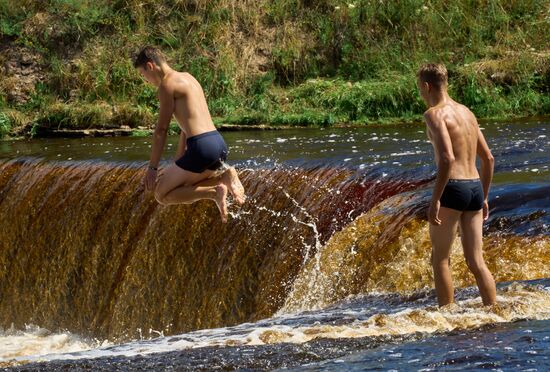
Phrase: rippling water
[
  {"left": 2, "top": 280, "right": 549, "bottom": 370},
  {"left": 0, "top": 119, "right": 548, "bottom": 370},
  {"left": 1, "top": 120, "right": 547, "bottom": 182}
]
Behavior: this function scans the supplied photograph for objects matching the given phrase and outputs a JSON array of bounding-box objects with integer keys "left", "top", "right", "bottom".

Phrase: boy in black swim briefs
[
  {"left": 134, "top": 47, "right": 245, "bottom": 222},
  {"left": 417, "top": 63, "right": 497, "bottom": 307},
  {"left": 440, "top": 179, "right": 484, "bottom": 212},
  {"left": 175, "top": 131, "right": 228, "bottom": 173}
]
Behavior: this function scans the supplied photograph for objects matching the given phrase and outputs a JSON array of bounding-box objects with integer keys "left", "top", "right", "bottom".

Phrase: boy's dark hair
[
  {"left": 133, "top": 46, "right": 166, "bottom": 69},
  {"left": 417, "top": 63, "right": 448, "bottom": 88}
]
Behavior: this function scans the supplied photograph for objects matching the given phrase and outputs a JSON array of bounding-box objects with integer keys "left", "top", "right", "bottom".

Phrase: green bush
[
  {"left": 0, "top": 112, "right": 11, "bottom": 138},
  {"left": 287, "top": 77, "right": 424, "bottom": 121}
]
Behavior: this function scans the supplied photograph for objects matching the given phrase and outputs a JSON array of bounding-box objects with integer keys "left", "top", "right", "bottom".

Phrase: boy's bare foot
[
  {"left": 221, "top": 167, "right": 245, "bottom": 206},
  {"left": 215, "top": 184, "right": 229, "bottom": 223}
]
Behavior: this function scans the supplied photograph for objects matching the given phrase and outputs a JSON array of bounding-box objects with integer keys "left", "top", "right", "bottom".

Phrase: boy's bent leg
[
  {"left": 155, "top": 164, "right": 228, "bottom": 222},
  {"left": 460, "top": 209, "right": 496, "bottom": 305},
  {"left": 430, "top": 207, "right": 462, "bottom": 306},
  {"left": 155, "top": 164, "right": 216, "bottom": 203}
]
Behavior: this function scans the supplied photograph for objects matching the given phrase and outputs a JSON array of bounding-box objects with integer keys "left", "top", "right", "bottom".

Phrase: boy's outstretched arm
[
  {"left": 144, "top": 83, "right": 174, "bottom": 191},
  {"left": 425, "top": 110, "right": 455, "bottom": 225}
]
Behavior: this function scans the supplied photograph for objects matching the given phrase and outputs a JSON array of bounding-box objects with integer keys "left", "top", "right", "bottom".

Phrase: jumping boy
[
  {"left": 134, "top": 46, "right": 245, "bottom": 222},
  {"left": 417, "top": 63, "right": 496, "bottom": 306}
]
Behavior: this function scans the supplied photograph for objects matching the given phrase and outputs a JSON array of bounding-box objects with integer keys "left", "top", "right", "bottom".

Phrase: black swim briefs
[
  {"left": 440, "top": 179, "right": 484, "bottom": 211},
  {"left": 175, "top": 130, "right": 228, "bottom": 173}
]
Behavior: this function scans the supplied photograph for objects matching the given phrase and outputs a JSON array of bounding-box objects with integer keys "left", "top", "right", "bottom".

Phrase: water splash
[
  {"left": 281, "top": 190, "right": 550, "bottom": 313},
  {"left": 0, "top": 325, "right": 107, "bottom": 363},
  {"left": 0, "top": 158, "right": 547, "bottom": 345}
]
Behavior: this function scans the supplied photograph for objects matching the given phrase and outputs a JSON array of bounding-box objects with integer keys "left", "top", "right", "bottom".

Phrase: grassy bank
[{"left": 0, "top": 0, "right": 549, "bottom": 138}]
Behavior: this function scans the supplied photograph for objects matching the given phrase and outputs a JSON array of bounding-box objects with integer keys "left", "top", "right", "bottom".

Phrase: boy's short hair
[
  {"left": 133, "top": 46, "right": 166, "bottom": 69},
  {"left": 417, "top": 63, "right": 448, "bottom": 88}
]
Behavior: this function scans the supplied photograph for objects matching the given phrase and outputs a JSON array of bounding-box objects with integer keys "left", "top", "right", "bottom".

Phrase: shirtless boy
[
  {"left": 417, "top": 63, "right": 496, "bottom": 306},
  {"left": 134, "top": 46, "right": 245, "bottom": 222}
]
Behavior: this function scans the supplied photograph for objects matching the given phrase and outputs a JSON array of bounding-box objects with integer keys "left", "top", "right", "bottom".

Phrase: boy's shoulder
[
  {"left": 423, "top": 106, "right": 443, "bottom": 122},
  {"left": 159, "top": 73, "right": 179, "bottom": 91},
  {"left": 162, "top": 71, "right": 192, "bottom": 90},
  {"left": 424, "top": 101, "right": 461, "bottom": 120}
]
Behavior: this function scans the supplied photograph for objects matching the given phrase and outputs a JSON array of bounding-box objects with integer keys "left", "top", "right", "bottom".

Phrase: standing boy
[{"left": 417, "top": 63, "right": 496, "bottom": 306}]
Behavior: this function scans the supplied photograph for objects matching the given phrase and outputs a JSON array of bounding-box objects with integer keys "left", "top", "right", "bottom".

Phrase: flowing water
[{"left": 0, "top": 119, "right": 548, "bottom": 370}]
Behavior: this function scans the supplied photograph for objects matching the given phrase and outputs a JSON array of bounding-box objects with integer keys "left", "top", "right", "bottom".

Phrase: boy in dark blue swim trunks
[
  {"left": 417, "top": 63, "right": 496, "bottom": 306},
  {"left": 134, "top": 47, "right": 245, "bottom": 222}
]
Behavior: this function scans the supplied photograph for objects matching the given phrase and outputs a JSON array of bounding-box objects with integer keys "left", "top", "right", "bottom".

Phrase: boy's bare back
[
  {"left": 160, "top": 71, "right": 216, "bottom": 137},
  {"left": 425, "top": 100, "right": 482, "bottom": 180}
]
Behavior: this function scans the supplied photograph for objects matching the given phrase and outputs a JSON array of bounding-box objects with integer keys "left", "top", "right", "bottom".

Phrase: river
[{"left": 0, "top": 119, "right": 548, "bottom": 370}]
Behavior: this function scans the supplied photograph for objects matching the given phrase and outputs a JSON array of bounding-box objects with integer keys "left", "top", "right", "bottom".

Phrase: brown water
[
  {"left": 0, "top": 158, "right": 431, "bottom": 340},
  {"left": 0, "top": 120, "right": 548, "bottom": 369}
]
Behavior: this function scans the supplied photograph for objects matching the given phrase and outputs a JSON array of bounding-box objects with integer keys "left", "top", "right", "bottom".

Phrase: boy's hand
[
  {"left": 428, "top": 200, "right": 442, "bottom": 225},
  {"left": 482, "top": 200, "right": 489, "bottom": 221},
  {"left": 144, "top": 167, "right": 158, "bottom": 191}
]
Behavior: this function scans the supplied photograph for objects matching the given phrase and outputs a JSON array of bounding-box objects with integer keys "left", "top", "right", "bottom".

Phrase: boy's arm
[
  {"left": 174, "top": 130, "right": 187, "bottom": 160},
  {"left": 476, "top": 125, "right": 494, "bottom": 219},
  {"left": 144, "top": 83, "right": 174, "bottom": 191},
  {"left": 425, "top": 110, "right": 455, "bottom": 224},
  {"left": 149, "top": 83, "right": 174, "bottom": 169}
]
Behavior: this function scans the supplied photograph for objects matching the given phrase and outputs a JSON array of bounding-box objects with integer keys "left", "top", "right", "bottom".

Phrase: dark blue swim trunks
[
  {"left": 175, "top": 130, "right": 228, "bottom": 173},
  {"left": 440, "top": 179, "right": 484, "bottom": 211}
]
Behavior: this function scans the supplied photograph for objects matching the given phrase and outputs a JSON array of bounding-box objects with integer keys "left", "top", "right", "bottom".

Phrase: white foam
[
  {"left": 5, "top": 283, "right": 548, "bottom": 365},
  {"left": 0, "top": 325, "right": 106, "bottom": 362}
]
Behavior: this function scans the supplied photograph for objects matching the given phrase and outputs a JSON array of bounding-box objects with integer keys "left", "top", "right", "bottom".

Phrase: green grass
[
  {"left": 0, "top": 112, "right": 10, "bottom": 137},
  {"left": 0, "top": 0, "right": 548, "bottom": 138}
]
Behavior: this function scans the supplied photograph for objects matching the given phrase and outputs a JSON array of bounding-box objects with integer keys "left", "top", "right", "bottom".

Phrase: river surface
[
  {"left": 0, "top": 119, "right": 548, "bottom": 370},
  {"left": 1, "top": 121, "right": 548, "bottom": 184}
]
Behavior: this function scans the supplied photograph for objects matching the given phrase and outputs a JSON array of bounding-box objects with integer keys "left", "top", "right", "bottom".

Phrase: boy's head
[
  {"left": 417, "top": 63, "right": 448, "bottom": 103},
  {"left": 134, "top": 46, "right": 166, "bottom": 85}
]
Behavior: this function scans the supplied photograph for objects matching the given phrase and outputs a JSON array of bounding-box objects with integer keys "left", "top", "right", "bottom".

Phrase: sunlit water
[
  {"left": 0, "top": 119, "right": 548, "bottom": 370},
  {"left": 1, "top": 120, "right": 547, "bottom": 183}
]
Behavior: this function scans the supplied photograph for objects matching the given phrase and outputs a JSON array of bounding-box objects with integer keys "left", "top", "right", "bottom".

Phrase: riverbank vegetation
[{"left": 0, "top": 0, "right": 548, "bottom": 137}]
